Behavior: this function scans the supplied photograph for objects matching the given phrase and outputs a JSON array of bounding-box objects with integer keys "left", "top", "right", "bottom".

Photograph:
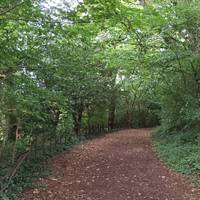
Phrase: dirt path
[{"left": 20, "top": 129, "right": 200, "bottom": 200}]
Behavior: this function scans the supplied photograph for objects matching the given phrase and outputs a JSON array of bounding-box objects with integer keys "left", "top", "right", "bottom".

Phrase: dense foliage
[{"left": 0, "top": 0, "right": 199, "bottom": 198}]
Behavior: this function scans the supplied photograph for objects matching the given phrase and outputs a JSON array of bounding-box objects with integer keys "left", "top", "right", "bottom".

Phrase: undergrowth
[
  {"left": 0, "top": 133, "right": 88, "bottom": 200},
  {"left": 152, "top": 127, "right": 200, "bottom": 183},
  {"left": 0, "top": 128, "right": 118, "bottom": 200}
]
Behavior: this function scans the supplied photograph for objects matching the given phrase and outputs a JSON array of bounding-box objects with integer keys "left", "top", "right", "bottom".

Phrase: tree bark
[
  {"left": 108, "top": 95, "right": 116, "bottom": 130},
  {"left": 72, "top": 101, "right": 84, "bottom": 135}
]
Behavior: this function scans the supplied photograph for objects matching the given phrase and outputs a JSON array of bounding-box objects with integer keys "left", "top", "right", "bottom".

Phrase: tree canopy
[{"left": 0, "top": 0, "right": 200, "bottom": 196}]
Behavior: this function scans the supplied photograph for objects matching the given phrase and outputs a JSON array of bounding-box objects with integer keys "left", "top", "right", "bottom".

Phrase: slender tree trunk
[
  {"left": 108, "top": 96, "right": 116, "bottom": 130},
  {"left": 12, "top": 125, "right": 18, "bottom": 164},
  {"left": 86, "top": 106, "right": 91, "bottom": 134},
  {"left": 73, "top": 102, "right": 84, "bottom": 135}
]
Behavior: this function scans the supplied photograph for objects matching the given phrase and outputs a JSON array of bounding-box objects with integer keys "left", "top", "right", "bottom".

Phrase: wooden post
[
  {"left": 34, "top": 135, "right": 37, "bottom": 159},
  {"left": 42, "top": 134, "right": 45, "bottom": 155},
  {"left": 50, "top": 136, "right": 52, "bottom": 153}
]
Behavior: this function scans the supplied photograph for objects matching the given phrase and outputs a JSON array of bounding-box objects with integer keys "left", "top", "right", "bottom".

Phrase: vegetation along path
[{"left": 20, "top": 129, "right": 200, "bottom": 200}]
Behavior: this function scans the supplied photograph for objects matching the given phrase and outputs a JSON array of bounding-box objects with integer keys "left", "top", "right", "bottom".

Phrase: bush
[{"left": 153, "top": 127, "right": 200, "bottom": 180}]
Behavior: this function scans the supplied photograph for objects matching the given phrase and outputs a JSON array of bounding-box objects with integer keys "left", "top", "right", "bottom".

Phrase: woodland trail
[{"left": 20, "top": 129, "right": 200, "bottom": 200}]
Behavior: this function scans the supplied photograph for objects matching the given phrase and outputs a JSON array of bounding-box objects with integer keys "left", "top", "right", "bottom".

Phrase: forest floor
[{"left": 20, "top": 129, "right": 200, "bottom": 200}]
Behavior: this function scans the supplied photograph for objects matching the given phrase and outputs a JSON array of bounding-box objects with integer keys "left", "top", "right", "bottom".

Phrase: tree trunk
[
  {"left": 12, "top": 126, "right": 18, "bottom": 164},
  {"left": 73, "top": 102, "right": 84, "bottom": 135},
  {"left": 108, "top": 96, "right": 116, "bottom": 130}
]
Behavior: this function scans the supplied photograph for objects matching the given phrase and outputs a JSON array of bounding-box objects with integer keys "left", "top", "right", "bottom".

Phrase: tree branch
[{"left": 0, "top": 1, "right": 25, "bottom": 16}]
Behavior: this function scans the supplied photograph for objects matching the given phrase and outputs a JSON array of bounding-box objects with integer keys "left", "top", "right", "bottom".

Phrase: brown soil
[{"left": 20, "top": 129, "right": 200, "bottom": 200}]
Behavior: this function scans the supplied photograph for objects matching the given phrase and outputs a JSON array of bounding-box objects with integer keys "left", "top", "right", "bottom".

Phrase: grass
[{"left": 152, "top": 127, "right": 200, "bottom": 183}]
